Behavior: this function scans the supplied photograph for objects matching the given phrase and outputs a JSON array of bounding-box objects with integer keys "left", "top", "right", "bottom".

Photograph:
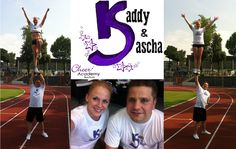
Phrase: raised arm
[
  {"left": 29, "top": 72, "right": 34, "bottom": 85},
  {"left": 205, "top": 16, "right": 218, "bottom": 29},
  {"left": 195, "top": 75, "right": 201, "bottom": 87},
  {"left": 38, "top": 73, "right": 45, "bottom": 86},
  {"left": 40, "top": 8, "right": 50, "bottom": 26},
  {"left": 181, "top": 14, "right": 193, "bottom": 30},
  {"left": 22, "top": 7, "right": 31, "bottom": 25}
]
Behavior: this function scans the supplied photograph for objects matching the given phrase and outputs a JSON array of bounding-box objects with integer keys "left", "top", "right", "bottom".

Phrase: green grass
[
  {"left": 164, "top": 91, "right": 196, "bottom": 109},
  {"left": 0, "top": 89, "right": 24, "bottom": 101}
]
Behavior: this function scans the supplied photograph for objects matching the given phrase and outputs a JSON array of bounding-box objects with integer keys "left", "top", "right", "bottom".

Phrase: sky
[
  {"left": 165, "top": 0, "right": 236, "bottom": 57},
  {"left": 1, "top": 0, "right": 70, "bottom": 57}
]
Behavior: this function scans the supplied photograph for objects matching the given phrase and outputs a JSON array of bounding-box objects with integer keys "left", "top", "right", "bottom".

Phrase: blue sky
[
  {"left": 165, "top": 0, "right": 236, "bottom": 57},
  {"left": 1, "top": 0, "right": 70, "bottom": 57}
]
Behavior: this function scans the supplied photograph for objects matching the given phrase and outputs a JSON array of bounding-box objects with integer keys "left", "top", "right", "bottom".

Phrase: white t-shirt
[
  {"left": 30, "top": 22, "right": 42, "bottom": 33},
  {"left": 105, "top": 108, "right": 164, "bottom": 149},
  {"left": 194, "top": 84, "right": 210, "bottom": 109},
  {"left": 29, "top": 84, "right": 45, "bottom": 107},
  {"left": 191, "top": 26, "right": 205, "bottom": 44},
  {"left": 70, "top": 105, "right": 109, "bottom": 149}
]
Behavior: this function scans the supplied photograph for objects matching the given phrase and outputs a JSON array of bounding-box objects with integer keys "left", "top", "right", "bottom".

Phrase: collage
[{"left": 1, "top": 0, "right": 236, "bottom": 149}]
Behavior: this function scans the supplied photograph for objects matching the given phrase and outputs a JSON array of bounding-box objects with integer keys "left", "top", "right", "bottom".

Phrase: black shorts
[
  {"left": 192, "top": 44, "right": 204, "bottom": 48},
  {"left": 32, "top": 39, "right": 37, "bottom": 45},
  {"left": 193, "top": 107, "right": 206, "bottom": 122},
  {"left": 26, "top": 107, "right": 44, "bottom": 122}
]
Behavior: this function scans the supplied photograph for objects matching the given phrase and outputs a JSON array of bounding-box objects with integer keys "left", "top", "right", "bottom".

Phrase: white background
[{"left": 71, "top": 0, "right": 164, "bottom": 79}]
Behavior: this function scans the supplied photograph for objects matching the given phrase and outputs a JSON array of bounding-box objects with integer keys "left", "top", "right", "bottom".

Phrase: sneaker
[
  {"left": 193, "top": 133, "right": 199, "bottom": 140},
  {"left": 193, "top": 68, "right": 198, "bottom": 74},
  {"left": 41, "top": 132, "right": 48, "bottom": 138},
  {"left": 197, "top": 69, "right": 201, "bottom": 75},
  {"left": 34, "top": 67, "right": 40, "bottom": 73},
  {"left": 201, "top": 130, "right": 211, "bottom": 135},
  {"left": 26, "top": 133, "right": 31, "bottom": 140}
]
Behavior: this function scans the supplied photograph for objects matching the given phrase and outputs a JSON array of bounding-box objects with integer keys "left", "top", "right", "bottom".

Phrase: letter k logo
[{"left": 89, "top": 0, "right": 135, "bottom": 66}]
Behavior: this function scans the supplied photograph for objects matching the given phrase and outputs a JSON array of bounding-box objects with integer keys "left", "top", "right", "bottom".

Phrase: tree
[
  {"left": 50, "top": 35, "right": 71, "bottom": 74},
  {"left": 226, "top": 32, "right": 236, "bottom": 56},
  {"left": 0, "top": 48, "right": 9, "bottom": 63},
  {"left": 209, "top": 33, "right": 226, "bottom": 74},
  {"left": 0, "top": 48, "right": 16, "bottom": 67},
  {"left": 39, "top": 39, "right": 51, "bottom": 73},
  {"left": 8, "top": 52, "right": 16, "bottom": 67},
  {"left": 164, "top": 45, "right": 186, "bottom": 70},
  {"left": 164, "top": 45, "right": 177, "bottom": 70},
  {"left": 20, "top": 26, "right": 47, "bottom": 74}
]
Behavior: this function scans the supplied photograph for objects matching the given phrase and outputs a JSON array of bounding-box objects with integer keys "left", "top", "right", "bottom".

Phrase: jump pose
[
  {"left": 181, "top": 14, "right": 218, "bottom": 74},
  {"left": 22, "top": 7, "right": 49, "bottom": 73}
]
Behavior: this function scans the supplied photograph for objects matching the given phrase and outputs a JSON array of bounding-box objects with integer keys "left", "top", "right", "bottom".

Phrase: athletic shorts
[
  {"left": 32, "top": 39, "right": 37, "bottom": 45},
  {"left": 193, "top": 107, "right": 206, "bottom": 122},
  {"left": 26, "top": 107, "right": 44, "bottom": 122},
  {"left": 192, "top": 44, "right": 204, "bottom": 48}
]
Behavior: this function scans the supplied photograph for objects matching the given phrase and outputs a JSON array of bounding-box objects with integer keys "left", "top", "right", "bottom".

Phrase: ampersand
[{"left": 141, "top": 29, "right": 148, "bottom": 37}]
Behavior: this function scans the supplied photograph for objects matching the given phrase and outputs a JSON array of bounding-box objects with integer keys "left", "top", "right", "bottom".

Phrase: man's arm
[
  {"left": 195, "top": 75, "right": 200, "bottom": 87},
  {"left": 39, "top": 73, "right": 45, "bottom": 86},
  {"left": 29, "top": 72, "right": 34, "bottom": 85}
]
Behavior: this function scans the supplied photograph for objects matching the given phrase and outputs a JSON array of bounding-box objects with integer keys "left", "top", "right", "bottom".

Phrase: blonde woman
[
  {"left": 70, "top": 80, "right": 112, "bottom": 149},
  {"left": 22, "top": 7, "right": 49, "bottom": 73},
  {"left": 181, "top": 14, "right": 218, "bottom": 74}
]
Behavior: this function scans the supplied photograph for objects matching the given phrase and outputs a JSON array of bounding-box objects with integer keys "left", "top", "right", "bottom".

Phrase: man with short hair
[
  {"left": 25, "top": 72, "right": 48, "bottom": 140},
  {"left": 192, "top": 75, "right": 211, "bottom": 140},
  {"left": 105, "top": 80, "right": 164, "bottom": 149}
]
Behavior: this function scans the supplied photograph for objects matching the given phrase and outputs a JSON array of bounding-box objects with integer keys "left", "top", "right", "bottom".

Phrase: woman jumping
[
  {"left": 22, "top": 7, "right": 49, "bottom": 73},
  {"left": 181, "top": 14, "right": 218, "bottom": 74}
]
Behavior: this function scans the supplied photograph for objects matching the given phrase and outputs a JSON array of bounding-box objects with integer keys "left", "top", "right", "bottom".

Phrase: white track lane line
[
  {"left": 1, "top": 106, "right": 29, "bottom": 128},
  {"left": 165, "top": 94, "right": 220, "bottom": 121},
  {"left": 165, "top": 96, "right": 196, "bottom": 110},
  {"left": 0, "top": 97, "right": 29, "bottom": 112},
  {"left": 53, "top": 90, "right": 70, "bottom": 143},
  {"left": 164, "top": 94, "right": 221, "bottom": 144},
  {"left": 19, "top": 90, "right": 55, "bottom": 149},
  {"left": 0, "top": 91, "right": 51, "bottom": 128},
  {"left": 0, "top": 88, "right": 25, "bottom": 103},
  {"left": 205, "top": 94, "right": 234, "bottom": 149}
]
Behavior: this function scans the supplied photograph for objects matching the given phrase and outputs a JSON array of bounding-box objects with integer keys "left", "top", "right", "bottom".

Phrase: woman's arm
[
  {"left": 22, "top": 7, "right": 31, "bottom": 25},
  {"left": 41, "top": 8, "right": 50, "bottom": 26},
  {"left": 181, "top": 14, "right": 193, "bottom": 30},
  {"left": 205, "top": 16, "right": 218, "bottom": 29}
]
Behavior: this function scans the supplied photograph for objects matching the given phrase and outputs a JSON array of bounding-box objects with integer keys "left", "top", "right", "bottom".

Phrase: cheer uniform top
[
  {"left": 191, "top": 25, "right": 206, "bottom": 45},
  {"left": 30, "top": 22, "right": 42, "bottom": 33},
  {"left": 70, "top": 105, "right": 109, "bottom": 149}
]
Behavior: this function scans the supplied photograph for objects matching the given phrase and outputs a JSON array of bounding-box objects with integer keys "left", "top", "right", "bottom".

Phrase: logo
[
  {"left": 130, "top": 133, "right": 146, "bottom": 148},
  {"left": 88, "top": 0, "right": 135, "bottom": 66}
]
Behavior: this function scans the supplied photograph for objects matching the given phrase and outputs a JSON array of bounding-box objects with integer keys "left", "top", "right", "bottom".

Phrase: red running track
[
  {"left": 0, "top": 84, "right": 70, "bottom": 149},
  {"left": 164, "top": 85, "right": 236, "bottom": 149}
]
